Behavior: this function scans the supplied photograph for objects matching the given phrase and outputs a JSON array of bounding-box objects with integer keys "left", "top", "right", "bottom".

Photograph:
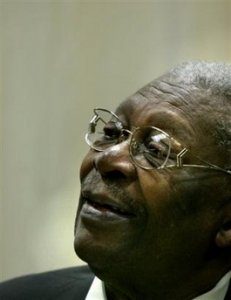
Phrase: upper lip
[{"left": 81, "top": 190, "right": 138, "bottom": 217}]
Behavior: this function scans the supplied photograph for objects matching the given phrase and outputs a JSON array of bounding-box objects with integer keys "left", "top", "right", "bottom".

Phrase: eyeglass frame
[{"left": 85, "top": 108, "right": 231, "bottom": 176}]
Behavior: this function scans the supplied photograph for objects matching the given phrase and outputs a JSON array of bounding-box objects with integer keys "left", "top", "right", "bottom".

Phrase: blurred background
[{"left": 1, "top": 0, "right": 231, "bottom": 281}]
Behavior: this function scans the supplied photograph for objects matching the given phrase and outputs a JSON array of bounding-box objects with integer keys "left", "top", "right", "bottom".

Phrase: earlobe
[{"left": 215, "top": 221, "right": 231, "bottom": 248}]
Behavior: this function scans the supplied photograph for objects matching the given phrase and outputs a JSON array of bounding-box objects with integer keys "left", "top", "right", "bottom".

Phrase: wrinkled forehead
[
  {"left": 117, "top": 79, "right": 229, "bottom": 123},
  {"left": 115, "top": 79, "right": 231, "bottom": 148},
  {"left": 116, "top": 81, "right": 198, "bottom": 127}
]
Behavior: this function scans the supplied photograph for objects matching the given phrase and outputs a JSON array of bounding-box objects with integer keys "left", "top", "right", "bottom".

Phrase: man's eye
[
  {"left": 103, "top": 126, "right": 120, "bottom": 140},
  {"left": 145, "top": 140, "right": 169, "bottom": 158}
]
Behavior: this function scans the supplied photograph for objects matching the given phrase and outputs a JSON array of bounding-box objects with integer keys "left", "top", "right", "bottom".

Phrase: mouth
[
  {"left": 80, "top": 192, "right": 137, "bottom": 222},
  {"left": 87, "top": 198, "right": 135, "bottom": 217}
]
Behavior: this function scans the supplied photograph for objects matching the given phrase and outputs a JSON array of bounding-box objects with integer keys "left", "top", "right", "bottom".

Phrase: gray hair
[{"left": 166, "top": 61, "right": 231, "bottom": 98}]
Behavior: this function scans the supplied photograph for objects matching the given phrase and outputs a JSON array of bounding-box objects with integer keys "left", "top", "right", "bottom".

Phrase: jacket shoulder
[{"left": 0, "top": 265, "right": 94, "bottom": 300}]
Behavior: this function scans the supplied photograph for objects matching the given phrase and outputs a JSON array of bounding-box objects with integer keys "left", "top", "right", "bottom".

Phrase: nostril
[
  {"left": 93, "top": 159, "right": 99, "bottom": 171},
  {"left": 102, "top": 170, "right": 127, "bottom": 181},
  {"left": 93, "top": 145, "right": 137, "bottom": 179},
  {"left": 93, "top": 157, "right": 126, "bottom": 179}
]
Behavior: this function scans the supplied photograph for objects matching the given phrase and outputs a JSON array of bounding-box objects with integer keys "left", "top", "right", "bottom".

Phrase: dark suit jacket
[
  {"left": 0, "top": 265, "right": 94, "bottom": 300},
  {"left": 1, "top": 265, "right": 231, "bottom": 300}
]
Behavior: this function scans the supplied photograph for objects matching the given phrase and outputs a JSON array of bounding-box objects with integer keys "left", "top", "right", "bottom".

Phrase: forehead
[
  {"left": 115, "top": 88, "right": 197, "bottom": 144},
  {"left": 117, "top": 97, "right": 189, "bottom": 127}
]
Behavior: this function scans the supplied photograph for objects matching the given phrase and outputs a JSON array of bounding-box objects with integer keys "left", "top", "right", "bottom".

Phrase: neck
[
  {"left": 104, "top": 269, "right": 230, "bottom": 300},
  {"left": 105, "top": 286, "right": 195, "bottom": 300},
  {"left": 104, "top": 280, "right": 197, "bottom": 300}
]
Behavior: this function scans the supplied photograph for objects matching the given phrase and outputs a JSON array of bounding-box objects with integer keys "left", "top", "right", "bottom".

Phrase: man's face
[{"left": 74, "top": 83, "right": 229, "bottom": 288}]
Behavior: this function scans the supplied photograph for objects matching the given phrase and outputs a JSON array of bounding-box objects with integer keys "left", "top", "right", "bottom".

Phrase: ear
[{"left": 215, "top": 203, "right": 231, "bottom": 248}]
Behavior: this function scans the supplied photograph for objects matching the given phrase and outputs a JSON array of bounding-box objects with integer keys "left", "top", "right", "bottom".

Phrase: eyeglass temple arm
[
  {"left": 176, "top": 148, "right": 231, "bottom": 175},
  {"left": 176, "top": 148, "right": 188, "bottom": 167}
]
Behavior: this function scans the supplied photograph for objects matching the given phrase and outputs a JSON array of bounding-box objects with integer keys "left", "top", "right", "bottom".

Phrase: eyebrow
[{"left": 137, "top": 109, "right": 196, "bottom": 142}]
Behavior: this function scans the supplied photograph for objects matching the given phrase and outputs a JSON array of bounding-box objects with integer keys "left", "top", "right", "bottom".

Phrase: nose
[{"left": 93, "top": 141, "right": 137, "bottom": 180}]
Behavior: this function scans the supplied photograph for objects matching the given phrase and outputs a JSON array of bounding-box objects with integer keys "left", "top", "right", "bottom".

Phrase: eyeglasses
[{"left": 85, "top": 108, "right": 231, "bottom": 175}]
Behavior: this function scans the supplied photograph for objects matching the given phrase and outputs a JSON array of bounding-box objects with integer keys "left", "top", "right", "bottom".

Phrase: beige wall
[{"left": 1, "top": 0, "right": 231, "bottom": 281}]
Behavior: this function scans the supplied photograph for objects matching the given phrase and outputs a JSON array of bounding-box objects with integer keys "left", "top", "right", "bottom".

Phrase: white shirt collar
[
  {"left": 85, "top": 272, "right": 231, "bottom": 300},
  {"left": 193, "top": 271, "right": 231, "bottom": 300},
  {"left": 85, "top": 276, "right": 107, "bottom": 300}
]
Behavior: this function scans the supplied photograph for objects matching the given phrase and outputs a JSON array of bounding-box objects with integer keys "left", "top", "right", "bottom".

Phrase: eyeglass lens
[
  {"left": 130, "top": 127, "right": 171, "bottom": 169},
  {"left": 86, "top": 109, "right": 177, "bottom": 169},
  {"left": 86, "top": 109, "right": 123, "bottom": 151}
]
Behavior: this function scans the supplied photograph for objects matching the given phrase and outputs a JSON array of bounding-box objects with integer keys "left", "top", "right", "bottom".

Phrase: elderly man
[{"left": 1, "top": 61, "right": 231, "bottom": 300}]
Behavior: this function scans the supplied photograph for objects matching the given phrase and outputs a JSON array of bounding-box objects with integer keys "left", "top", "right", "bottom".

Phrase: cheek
[
  {"left": 135, "top": 171, "right": 175, "bottom": 234},
  {"left": 80, "top": 151, "right": 94, "bottom": 180},
  {"left": 137, "top": 171, "right": 172, "bottom": 211}
]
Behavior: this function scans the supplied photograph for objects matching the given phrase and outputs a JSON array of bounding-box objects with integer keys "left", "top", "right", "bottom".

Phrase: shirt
[{"left": 85, "top": 271, "right": 231, "bottom": 300}]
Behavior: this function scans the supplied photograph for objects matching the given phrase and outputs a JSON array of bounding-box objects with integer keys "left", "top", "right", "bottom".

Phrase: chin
[
  {"left": 74, "top": 228, "right": 116, "bottom": 264},
  {"left": 74, "top": 224, "right": 134, "bottom": 274},
  {"left": 74, "top": 208, "right": 147, "bottom": 279},
  {"left": 74, "top": 234, "right": 132, "bottom": 287},
  {"left": 74, "top": 233, "right": 114, "bottom": 279}
]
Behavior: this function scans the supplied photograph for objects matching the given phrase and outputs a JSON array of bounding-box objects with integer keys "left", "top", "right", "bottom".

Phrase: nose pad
[{"left": 93, "top": 141, "right": 137, "bottom": 179}]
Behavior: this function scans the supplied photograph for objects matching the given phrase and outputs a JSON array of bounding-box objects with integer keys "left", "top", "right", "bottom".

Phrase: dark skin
[{"left": 74, "top": 79, "right": 231, "bottom": 300}]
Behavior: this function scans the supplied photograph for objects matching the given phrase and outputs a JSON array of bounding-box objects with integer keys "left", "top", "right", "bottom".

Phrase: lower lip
[{"left": 80, "top": 202, "right": 134, "bottom": 223}]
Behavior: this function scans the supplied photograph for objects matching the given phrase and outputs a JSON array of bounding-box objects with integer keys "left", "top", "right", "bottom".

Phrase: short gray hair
[{"left": 166, "top": 61, "right": 231, "bottom": 98}]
